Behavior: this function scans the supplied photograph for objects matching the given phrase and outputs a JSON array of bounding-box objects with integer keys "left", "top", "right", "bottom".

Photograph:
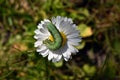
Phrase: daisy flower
[{"left": 34, "top": 16, "right": 81, "bottom": 62}]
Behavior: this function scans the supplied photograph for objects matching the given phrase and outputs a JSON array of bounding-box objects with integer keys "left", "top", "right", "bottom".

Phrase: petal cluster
[{"left": 34, "top": 16, "right": 81, "bottom": 62}]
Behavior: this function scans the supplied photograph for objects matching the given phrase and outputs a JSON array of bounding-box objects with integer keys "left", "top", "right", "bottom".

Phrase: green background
[{"left": 0, "top": 0, "right": 120, "bottom": 80}]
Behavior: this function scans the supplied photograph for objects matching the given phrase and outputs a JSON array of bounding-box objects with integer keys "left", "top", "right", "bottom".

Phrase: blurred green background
[{"left": 0, "top": 0, "right": 120, "bottom": 80}]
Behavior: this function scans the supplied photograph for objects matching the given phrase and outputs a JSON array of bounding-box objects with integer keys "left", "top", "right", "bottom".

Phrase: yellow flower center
[
  {"left": 61, "top": 32, "right": 67, "bottom": 46},
  {"left": 49, "top": 35, "right": 54, "bottom": 42},
  {"left": 49, "top": 32, "right": 67, "bottom": 46}
]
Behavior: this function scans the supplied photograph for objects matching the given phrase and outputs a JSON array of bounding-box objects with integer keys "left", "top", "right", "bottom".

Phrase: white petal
[
  {"left": 48, "top": 51, "right": 54, "bottom": 61},
  {"left": 39, "top": 27, "right": 49, "bottom": 34},
  {"left": 59, "top": 21, "right": 69, "bottom": 31},
  {"left": 67, "top": 38, "right": 81, "bottom": 46},
  {"left": 44, "top": 19, "right": 50, "bottom": 22},
  {"left": 60, "top": 45, "right": 67, "bottom": 54},
  {"left": 63, "top": 48, "right": 73, "bottom": 61},
  {"left": 64, "top": 57, "right": 69, "bottom": 61},
  {"left": 37, "top": 45, "right": 47, "bottom": 52},
  {"left": 68, "top": 38, "right": 81, "bottom": 42},
  {"left": 53, "top": 53, "right": 58, "bottom": 59},
  {"left": 51, "top": 17, "right": 56, "bottom": 24},
  {"left": 52, "top": 16, "right": 65, "bottom": 30},
  {"left": 57, "top": 55, "right": 62, "bottom": 61},
  {"left": 34, "top": 41, "right": 42, "bottom": 47},
  {"left": 52, "top": 55, "right": 62, "bottom": 62},
  {"left": 67, "top": 18, "right": 73, "bottom": 23},
  {"left": 72, "top": 24, "right": 76, "bottom": 28},
  {"left": 67, "top": 41, "right": 79, "bottom": 46},
  {"left": 60, "top": 23, "right": 76, "bottom": 35},
  {"left": 37, "top": 23, "right": 43, "bottom": 29},
  {"left": 41, "top": 49, "right": 49, "bottom": 57},
  {"left": 63, "top": 52, "right": 71, "bottom": 61},
  {"left": 67, "top": 32, "right": 79, "bottom": 38},
  {"left": 41, "top": 21, "right": 45, "bottom": 25},
  {"left": 68, "top": 44, "right": 78, "bottom": 53},
  {"left": 34, "top": 29, "right": 41, "bottom": 34},
  {"left": 34, "top": 34, "right": 48, "bottom": 40}
]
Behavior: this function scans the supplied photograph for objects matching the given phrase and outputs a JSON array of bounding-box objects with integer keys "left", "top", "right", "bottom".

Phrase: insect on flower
[{"left": 34, "top": 16, "right": 81, "bottom": 62}]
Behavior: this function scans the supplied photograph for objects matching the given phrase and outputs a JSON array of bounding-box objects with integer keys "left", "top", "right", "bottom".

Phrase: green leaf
[
  {"left": 53, "top": 60, "right": 63, "bottom": 67},
  {"left": 77, "top": 24, "right": 93, "bottom": 37},
  {"left": 112, "top": 39, "right": 120, "bottom": 53},
  {"left": 78, "top": 8, "right": 90, "bottom": 17},
  {"left": 76, "top": 41, "right": 85, "bottom": 50},
  {"left": 83, "top": 64, "right": 96, "bottom": 76}
]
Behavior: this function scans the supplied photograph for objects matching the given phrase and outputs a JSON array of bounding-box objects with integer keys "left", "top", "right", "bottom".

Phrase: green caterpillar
[{"left": 43, "top": 22, "right": 63, "bottom": 51}]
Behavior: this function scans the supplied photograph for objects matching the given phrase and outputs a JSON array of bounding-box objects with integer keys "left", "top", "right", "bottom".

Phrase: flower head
[{"left": 34, "top": 16, "right": 81, "bottom": 62}]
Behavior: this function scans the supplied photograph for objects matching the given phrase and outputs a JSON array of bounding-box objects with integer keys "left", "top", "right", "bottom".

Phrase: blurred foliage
[{"left": 0, "top": 0, "right": 120, "bottom": 80}]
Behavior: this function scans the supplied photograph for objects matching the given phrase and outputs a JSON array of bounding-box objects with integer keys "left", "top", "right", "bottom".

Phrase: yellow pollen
[
  {"left": 49, "top": 32, "right": 67, "bottom": 46},
  {"left": 61, "top": 32, "right": 67, "bottom": 46},
  {"left": 49, "top": 35, "right": 54, "bottom": 42}
]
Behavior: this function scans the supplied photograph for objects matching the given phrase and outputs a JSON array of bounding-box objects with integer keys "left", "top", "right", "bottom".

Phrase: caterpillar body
[{"left": 43, "top": 22, "right": 63, "bottom": 51}]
